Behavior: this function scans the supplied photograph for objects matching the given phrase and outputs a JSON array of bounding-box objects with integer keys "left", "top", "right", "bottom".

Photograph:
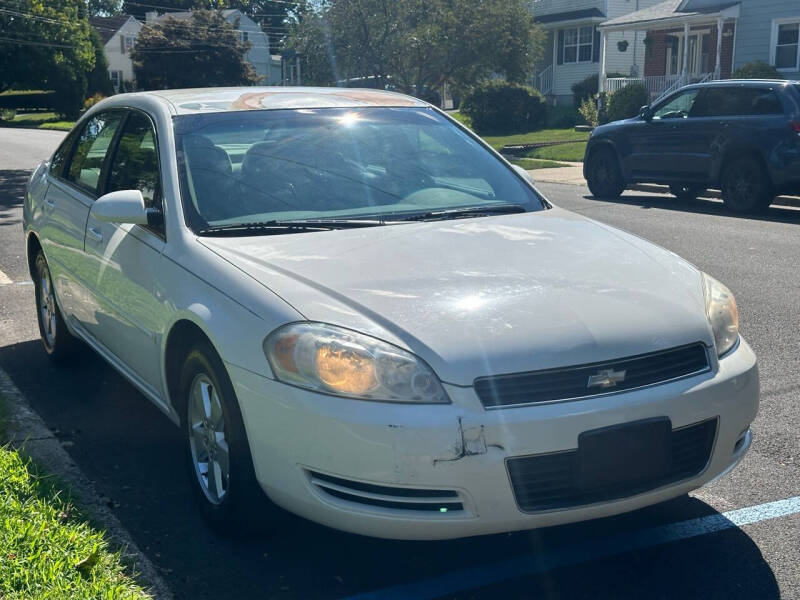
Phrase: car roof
[
  {"left": 113, "top": 87, "right": 430, "bottom": 115},
  {"left": 685, "top": 79, "right": 798, "bottom": 90}
]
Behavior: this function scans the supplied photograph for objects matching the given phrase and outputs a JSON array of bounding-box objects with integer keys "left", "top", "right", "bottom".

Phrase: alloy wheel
[
  {"left": 39, "top": 265, "right": 57, "bottom": 348},
  {"left": 188, "top": 374, "right": 230, "bottom": 505}
]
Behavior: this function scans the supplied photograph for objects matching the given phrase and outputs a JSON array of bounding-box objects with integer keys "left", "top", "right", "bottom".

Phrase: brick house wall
[{"left": 644, "top": 22, "right": 736, "bottom": 77}]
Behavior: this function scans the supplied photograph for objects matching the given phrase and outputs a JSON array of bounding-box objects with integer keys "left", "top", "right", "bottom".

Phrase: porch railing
[
  {"left": 535, "top": 65, "right": 553, "bottom": 96},
  {"left": 604, "top": 73, "right": 716, "bottom": 102}
]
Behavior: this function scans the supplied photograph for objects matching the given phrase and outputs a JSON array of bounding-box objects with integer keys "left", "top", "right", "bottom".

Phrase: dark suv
[{"left": 584, "top": 80, "right": 800, "bottom": 212}]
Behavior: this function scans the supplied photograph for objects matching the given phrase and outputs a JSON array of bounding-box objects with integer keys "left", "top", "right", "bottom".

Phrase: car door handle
[{"left": 87, "top": 227, "right": 103, "bottom": 243}]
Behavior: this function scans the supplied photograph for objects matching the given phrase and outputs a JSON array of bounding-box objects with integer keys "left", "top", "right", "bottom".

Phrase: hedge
[
  {"left": 606, "top": 83, "right": 648, "bottom": 123},
  {"left": 0, "top": 91, "right": 57, "bottom": 111},
  {"left": 460, "top": 80, "right": 547, "bottom": 134}
]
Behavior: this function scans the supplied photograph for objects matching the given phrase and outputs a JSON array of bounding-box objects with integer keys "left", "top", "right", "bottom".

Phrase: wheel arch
[
  {"left": 26, "top": 231, "right": 43, "bottom": 281},
  {"left": 163, "top": 316, "right": 224, "bottom": 423},
  {"left": 716, "top": 147, "right": 773, "bottom": 188},
  {"left": 584, "top": 140, "right": 624, "bottom": 179}
]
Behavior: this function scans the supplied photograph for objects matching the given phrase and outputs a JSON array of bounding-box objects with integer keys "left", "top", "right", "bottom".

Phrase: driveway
[{"left": 0, "top": 128, "right": 797, "bottom": 599}]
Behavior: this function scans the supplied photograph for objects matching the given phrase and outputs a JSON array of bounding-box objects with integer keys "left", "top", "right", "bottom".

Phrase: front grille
[
  {"left": 475, "top": 343, "right": 710, "bottom": 408},
  {"left": 308, "top": 471, "right": 464, "bottom": 513},
  {"left": 507, "top": 418, "right": 717, "bottom": 512}
]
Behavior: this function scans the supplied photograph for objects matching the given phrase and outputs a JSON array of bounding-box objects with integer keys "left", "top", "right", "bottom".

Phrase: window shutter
[
  {"left": 593, "top": 29, "right": 600, "bottom": 62},
  {"left": 557, "top": 29, "right": 565, "bottom": 65},
  {"left": 120, "top": 34, "right": 125, "bottom": 54}
]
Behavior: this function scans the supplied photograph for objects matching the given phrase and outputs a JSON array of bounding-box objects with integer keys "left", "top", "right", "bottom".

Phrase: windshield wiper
[
  {"left": 198, "top": 218, "right": 393, "bottom": 236},
  {"left": 397, "top": 203, "right": 528, "bottom": 222}
]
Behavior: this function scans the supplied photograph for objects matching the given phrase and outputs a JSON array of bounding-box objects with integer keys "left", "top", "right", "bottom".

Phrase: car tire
[
  {"left": 33, "top": 252, "right": 77, "bottom": 362},
  {"left": 586, "top": 148, "right": 625, "bottom": 199},
  {"left": 180, "top": 341, "right": 279, "bottom": 536},
  {"left": 720, "top": 157, "right": 773, "bottom": 213},
  {"left": 669, "top": 184, "right": 706, "bottom": 201}
]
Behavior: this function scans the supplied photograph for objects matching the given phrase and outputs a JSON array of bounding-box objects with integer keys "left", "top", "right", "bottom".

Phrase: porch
[{"left": 597, "top": 0, "right": 741, "bottom": 103}]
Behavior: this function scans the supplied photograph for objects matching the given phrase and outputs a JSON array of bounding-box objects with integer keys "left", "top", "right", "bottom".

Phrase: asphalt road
[{"left": 0, "top": 127, "right": 797, "bottom": 599}]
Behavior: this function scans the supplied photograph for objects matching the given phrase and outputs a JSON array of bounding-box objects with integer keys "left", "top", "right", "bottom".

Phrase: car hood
[{"left": 199, "top": 207, "right": 713, "bottom": 385}]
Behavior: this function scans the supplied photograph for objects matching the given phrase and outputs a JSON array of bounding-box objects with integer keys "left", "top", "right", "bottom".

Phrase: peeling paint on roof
[{"left": 148, "top": 87, "right": 426, "bottom": 114}]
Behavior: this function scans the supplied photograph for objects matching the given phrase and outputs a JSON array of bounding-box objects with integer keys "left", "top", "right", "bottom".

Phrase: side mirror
[
  {"left": 92, "top": 190, "right": 152, "bottom": 226},
  {"left": 511, "top": 163, "right": 535, "bottom": 182},
  {"left": 639, "top": 105, "right": 653, "bottom": 121}
]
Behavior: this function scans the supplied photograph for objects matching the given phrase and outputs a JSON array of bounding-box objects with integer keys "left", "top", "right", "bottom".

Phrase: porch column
[
  {"left": 682, "top": 22, "right": 690, "bottom": 75},
  {"left": 598, "top": 29, "right": 608, "bottom": 93},
  {"left": 715, "top": 18, "right": 724, "bottom": 79}
]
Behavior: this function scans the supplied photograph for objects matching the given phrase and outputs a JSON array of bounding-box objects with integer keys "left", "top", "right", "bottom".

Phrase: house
[
  {"left": 530, "top": 0, "right": 666, "bottom": 105},
  {"left": 145, "top": 9, "right": 281, "bottom": 84},
  {"left": 597, "top": 0, "right": 800, "bottom": 102},
  {"left": 89, "top": 14, "right": 142, "bottom": 92}
]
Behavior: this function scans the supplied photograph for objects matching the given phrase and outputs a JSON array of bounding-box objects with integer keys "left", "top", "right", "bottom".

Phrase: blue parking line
[{"left": 346, "top": 496, "right": 800, "bottom": 600}]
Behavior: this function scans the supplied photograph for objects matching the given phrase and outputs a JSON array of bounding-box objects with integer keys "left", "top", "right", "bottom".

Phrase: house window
[
  {"left": 110, "top": 70, "right": 122, "bottom": 91},
  {"left": 239, "top": 31, "right": 249, "bottom": 42},
  {"left": 120, "top": 35, "right": 134, "bottom": 54},
  {"left": 773, "top": 21, "right": 799, "bottom": 70},
  {"left": 563, "top": 26, "right": 594, "bottom": 63}
]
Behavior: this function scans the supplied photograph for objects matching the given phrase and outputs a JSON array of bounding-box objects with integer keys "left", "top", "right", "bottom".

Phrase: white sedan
[{"left": 23, "top": 87, "right": 758, "bottom": 540}]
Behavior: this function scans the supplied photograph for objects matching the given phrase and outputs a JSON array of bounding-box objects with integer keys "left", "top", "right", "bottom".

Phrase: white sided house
[
  {"left": 145, "top": 9, "right": 281, "bottom": 84},
  {"left": 530, "top": 0, "right": 666, "bottom": 105},
  {"left": 89, "top": 15, "right": 142, "bottom": 92}
]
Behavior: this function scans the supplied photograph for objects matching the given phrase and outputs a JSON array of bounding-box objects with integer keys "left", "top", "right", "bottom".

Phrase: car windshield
[{"left": 173, "top": 107, "right": 545, "bottom": 233}]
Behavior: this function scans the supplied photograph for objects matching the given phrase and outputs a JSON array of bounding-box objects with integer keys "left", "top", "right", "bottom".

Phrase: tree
[
  {"left": 287, "top": 0, "right": 545, "bottom": 99},
  {"left": 0, "top": 0, "right": 96, "bottom": 118},
  {"left": 132, "top": 10, "right": 260, "bottom": 89},
  {"left": 87, "top": 28, "right": 114, "bottom": 96},
  {"left": 85, "top": 0, "right": 123, "bottom": 16}
]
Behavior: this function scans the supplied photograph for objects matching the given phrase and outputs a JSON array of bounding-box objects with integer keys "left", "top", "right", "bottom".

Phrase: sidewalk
[{"left": 527, "top": 162, "right": 800, "bottom": 208}]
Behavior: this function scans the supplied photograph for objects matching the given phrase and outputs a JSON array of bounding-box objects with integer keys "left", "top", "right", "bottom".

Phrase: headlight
[
  {"left": 702, "top": 273, "right": 739, "bottom": 357},
  {"left": 264, "top": 322, "right": 449, "bottom": 403}
]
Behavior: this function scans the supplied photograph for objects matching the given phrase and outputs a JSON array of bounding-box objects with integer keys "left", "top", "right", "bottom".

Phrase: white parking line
[
  {"left": 347, "top": 495, "right": 800, "bottom": 600},
  {"left": 0, "top": 268, "right": 11, "bottom": 285}
]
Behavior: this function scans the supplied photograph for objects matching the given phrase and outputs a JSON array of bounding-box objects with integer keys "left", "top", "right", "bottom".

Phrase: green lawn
[
  {"left": 482, "top": 128, "right": 589, "bottom": 151},
  {"left": 509, "top": 158, "right": 569, "bottom": 170},
  {"left": 0, "top": 398, "right": 150, "bottom": 599},
  {"left": 0, "top": 112, "right": 76, "bottom": 131},
  {"left": 526, "top": 141, "right": 588, "bottom": 163}
]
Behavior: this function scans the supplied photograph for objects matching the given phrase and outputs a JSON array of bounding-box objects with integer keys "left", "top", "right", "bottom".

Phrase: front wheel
[
  {"left": 669, "top": 184, "right": 706, "bottom": 201},
  {"left": 181, "top": 341, "right": 279, "bottom": 535},
  {"left": 586, "top": 148, "right": 625, "bottom": 199},
  {"left": 720, "top": 157, "right": 773, "bottom": 213},
  {"left": 33, "top": 252, "right": 77, "bottom": 362}
]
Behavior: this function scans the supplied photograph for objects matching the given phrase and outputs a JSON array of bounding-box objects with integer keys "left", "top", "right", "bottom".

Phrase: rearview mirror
[
  {"left": 639, "top": 105, "right": 652, "bottom": 121},
  {"left": 92, "top": 190, "right": 149, "bottom": 225}
]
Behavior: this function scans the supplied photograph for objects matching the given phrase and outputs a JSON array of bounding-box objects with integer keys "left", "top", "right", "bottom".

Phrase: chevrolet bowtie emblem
[{"left": 587, "top": 368, "right": 627, "bottom": 389}]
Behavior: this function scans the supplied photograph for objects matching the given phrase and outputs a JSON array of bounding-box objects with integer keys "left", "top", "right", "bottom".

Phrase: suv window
[
  {"left": 692, "top": 87, "right": 784, "bottom": 117},
  {"left": 66, "top": 113, "right": 124, "bottom": 194},
  {"left": 105, "top": 112, "right": 162, "bottom": 215},
  {"left": 653, "top": 90, "right": 699, "bottom": 120}
]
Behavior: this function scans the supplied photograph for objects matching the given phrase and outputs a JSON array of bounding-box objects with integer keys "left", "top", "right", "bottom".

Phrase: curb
[{"left": 0, "top": 364, "right": 173, "bottom": 600}]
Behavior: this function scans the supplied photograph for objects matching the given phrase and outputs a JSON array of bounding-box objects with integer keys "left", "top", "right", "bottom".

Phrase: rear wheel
[
  {"left": 720, "top": 157, "right": 773, "bottom": 213},
  {"left": 181, "top": 341, "right": 279, "bottom": 536},
  {"left": 586, "top": 148, "right": 625, "bottom": 199},
  {"left": 669, "top": 184, "right": 706, "bottom": 201},
  {"left": 33, "top": 252, "right": 77, "bottom": 362}
]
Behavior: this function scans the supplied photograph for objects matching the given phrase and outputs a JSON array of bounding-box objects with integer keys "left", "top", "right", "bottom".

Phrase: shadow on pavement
[
  {"left": 0, "top": 339, "right": 780, "bottom": 600},
  {"left": 585, "top": 192, "right": 800, "bottom": 225},
  {"left": 0, "top": 169, "right": 30, "bottom": 228}
]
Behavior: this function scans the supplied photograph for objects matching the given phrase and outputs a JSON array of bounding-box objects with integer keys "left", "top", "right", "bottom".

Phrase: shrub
[
  {"left": 0, "top": 91, "right": 56, "bottom": 111},
  {"left": 0, "top": 108, "right": 16, "bottom": 122},
  {"left": 547, "top": 105, "right": 579, "bottom": 128},
  {"left": 732, "top": 61, "right": 783, "bottom": 80},
  {"left": 578, "top": 97, "right": 599, "bottom": 127},
  {"left": 84, "top": 93, "right": 105, "bottom": 110},
  {"left": 460, "top": 80, "right": 548, "bottom": 133},
  {"left": 606, "top": 83, "right": 648, "bottom": 123},
  {"left": 571, "top": 72, "right": 626, "bottom": 107}
]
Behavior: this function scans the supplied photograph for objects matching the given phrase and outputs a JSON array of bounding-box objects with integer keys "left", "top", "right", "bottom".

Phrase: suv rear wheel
[
  {"left": 586, "top": 148, "right": 625, "bottom": 199},
  {"left": 721, "top": 157, "right": 773, "bottom": 213},
  {"left": 669, "top": 184, "right": 706, "bottom": 201}
]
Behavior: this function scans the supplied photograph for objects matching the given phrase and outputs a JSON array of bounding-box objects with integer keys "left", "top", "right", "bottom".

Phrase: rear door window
[{"left": 65, "top": 112, "right": 124, "bottom": 194}]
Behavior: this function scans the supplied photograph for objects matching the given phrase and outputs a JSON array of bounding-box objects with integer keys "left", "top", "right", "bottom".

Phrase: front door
[{"left": 82, "top": 111, "right": 166, "bottom": 391}]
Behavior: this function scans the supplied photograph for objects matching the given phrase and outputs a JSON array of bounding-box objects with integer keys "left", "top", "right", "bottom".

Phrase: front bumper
[{"left": 229, "top": 338, "right": 759, "bottom": 540}]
